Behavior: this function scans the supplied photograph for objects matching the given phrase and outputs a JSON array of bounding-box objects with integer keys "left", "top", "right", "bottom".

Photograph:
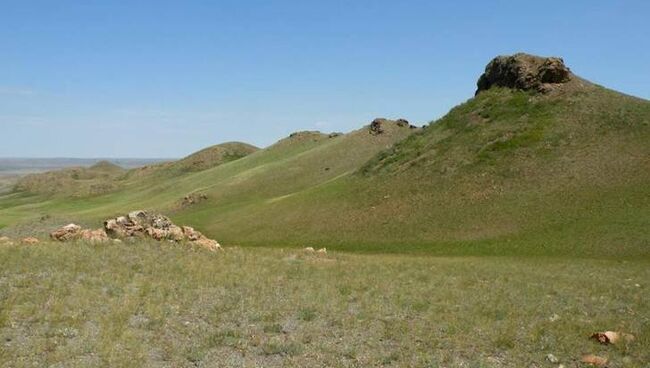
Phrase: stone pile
[
  {"left": 103, "top": 210, "right": 221, "bottom": 251},
  {"left": 180, "top": 193, "right": 208, "bottom": 208},
  {"left": 49, "top": 210, "right": 221, "bottom": 251}
]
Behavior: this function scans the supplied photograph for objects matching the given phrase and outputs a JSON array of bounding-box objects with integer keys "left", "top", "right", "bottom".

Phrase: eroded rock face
[
  {"left": 476, "top": 53, "right": 572, "bottom": 94},
  {"left": 369, "top": 118, "right": 388, "bottom": 135}
]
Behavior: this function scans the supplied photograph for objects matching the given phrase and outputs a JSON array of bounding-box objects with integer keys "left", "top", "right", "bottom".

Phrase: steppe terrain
[{"left": 1, "top": 54, "right": 648, "bottom": 367}]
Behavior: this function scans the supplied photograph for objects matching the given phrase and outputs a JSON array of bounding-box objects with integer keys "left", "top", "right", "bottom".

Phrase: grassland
[
  {"left": 0, "top": 242, "right": 647, "bottom": 367},
  {"left": 0, "top": 59, "right": 649, "bottom": 368},
  {"left": 0, "top": 68, "right": 648, "bottom": 261},
  {"left": 1, "top": 83, "right": 648, "bottom": 260}
]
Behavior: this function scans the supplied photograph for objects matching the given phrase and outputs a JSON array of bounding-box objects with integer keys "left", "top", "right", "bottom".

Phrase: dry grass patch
[{"left": 0, "top": 243, "right": 648, "bottom": 367}]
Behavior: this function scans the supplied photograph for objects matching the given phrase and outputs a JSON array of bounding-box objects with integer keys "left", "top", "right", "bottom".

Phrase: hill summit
[
  {"left": 88, "top": 160, "right": 124, "bottom": 172},
  {"left": 476, "top": 53, "right": 573, "bottom": 94}
]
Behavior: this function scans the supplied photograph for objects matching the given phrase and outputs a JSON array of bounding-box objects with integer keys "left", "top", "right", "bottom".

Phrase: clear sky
[{"left": 1, "top": 0, "right": 648, "bottom": 158}]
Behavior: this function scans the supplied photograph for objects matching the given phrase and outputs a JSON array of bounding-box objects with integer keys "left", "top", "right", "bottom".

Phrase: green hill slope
[
  {"left": 14, "top": 160, "right": 127, "bottom": 197},
  {"left": 1, "top": 53, "right": 648, "bottom": 258},
  {"left": 127, "top": 141, "right": 259, "bottom": 179},
  {"left": 173, "top": 54, "right": 649, "bottom": 257},
  {"left": 12, "top": 142, "right": 259, "bottom": 198},
  {"left": 0, "top": 121, "right": 415, "bottom": 235}
]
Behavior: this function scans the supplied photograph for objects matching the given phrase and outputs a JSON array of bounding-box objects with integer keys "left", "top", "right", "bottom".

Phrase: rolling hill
[
  {"left": 1, "top": 53, "right": 648, "bottom": 258},
  {"left": 13, "top": 160, "right": 126, "bottom": 197}
]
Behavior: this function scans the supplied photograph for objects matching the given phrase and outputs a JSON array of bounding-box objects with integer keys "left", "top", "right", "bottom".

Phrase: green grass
[
  {"left": 0, "top": 82, "right": 648, "bottom": 260},
  {"left": 0, "top": 242, "right": 647, "bottom": 367}
]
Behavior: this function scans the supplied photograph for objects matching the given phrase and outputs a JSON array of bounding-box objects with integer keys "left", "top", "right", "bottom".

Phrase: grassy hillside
[
  {"left": 126, "top": 142, "right": 259, "bottom": 179},
  {"left": 10, "top": 143, "right": 258, "bottom": 199},
  {"left": 0, "top": 55, "right": 648, "bottom": 258},
  {"left": 14, "top": 161, "right": 127, "bottom": 198},
  {"left": 170, "top": 76, "right": 648, "bottom": 258},
  {"left": 0, "top": 121, "right": 415, "bottom": 238}
]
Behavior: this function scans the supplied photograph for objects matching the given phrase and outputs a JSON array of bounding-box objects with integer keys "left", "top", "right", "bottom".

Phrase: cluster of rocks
[
  {"left": 369, "top": 118, "right": 417, "bottom": 135},
  {"left": 104, "top": 210, "right": 221, "bottom": 251},
  {"left": 180, "top": 193, "right": 208, "bottom": 208},
  {"left": 476, "top": 53, "right": 572, "bottom": 94},
  {"left": 47, "top": 210, "right": 221, "bottom": 251}
]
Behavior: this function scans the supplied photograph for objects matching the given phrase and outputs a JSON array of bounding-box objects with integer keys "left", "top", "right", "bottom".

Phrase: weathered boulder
[
  {"left": 104, "top": 218, "right": 143, "bottom": 238},
  {"left": 182, "top": 226, "right": 221, "bottom": 251},
  {"left": 476, "top": 53, "right": 572, "bottom": 95},
  {"left": 79, "top": 229, "right": 110, "bottom": 243},
  {"left": 192, "top": 237, "right": 222, "bottom": 252},
  {"left": 50, "top": 223, "right": 110, "bottom": 243},
  {"left": 145, "top": 224, "right": 185, "bottom": 242},
  {"left": 21, "top": 237, "right": 40, "bottom": 245},
  {"left": 50, "top": 223, "right": 82, "bottom": 241},
  {"left": 369, "top": 118, "right": 388, "bottom": 135}
]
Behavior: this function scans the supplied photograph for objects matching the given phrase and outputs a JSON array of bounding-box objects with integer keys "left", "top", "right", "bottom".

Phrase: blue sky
[{"left": 1, "top": 0, "right": 648, "bottom": 158}]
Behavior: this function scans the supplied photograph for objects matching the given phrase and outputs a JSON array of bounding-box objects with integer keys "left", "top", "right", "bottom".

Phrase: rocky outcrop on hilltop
[
  {"left": 369, "top": 118, "right": 417, "bottom": 135},
  {"left": 476, "top": 53, "right": 572, "bottom": 94}
]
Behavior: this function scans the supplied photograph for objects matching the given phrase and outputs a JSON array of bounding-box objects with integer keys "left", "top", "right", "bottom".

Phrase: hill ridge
[{"left": 1, "top": 52, "right": 648, "bottom": 259}]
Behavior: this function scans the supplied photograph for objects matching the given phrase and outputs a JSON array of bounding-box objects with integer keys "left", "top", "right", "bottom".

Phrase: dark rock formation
[
  {"left": 369, "top": 118, "right": 418, "bottom": 134},
  {"left": 369, "top": 118, "right": 388, "bottom": 135},
  {"left": 476, "top": 53, "right": 572, "bottom": 95}
]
